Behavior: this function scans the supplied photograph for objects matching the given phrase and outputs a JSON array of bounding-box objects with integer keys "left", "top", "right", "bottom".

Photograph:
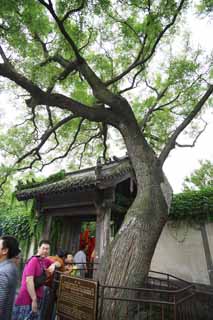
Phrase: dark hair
[
  {"left": 79, "top": 242, "right": 87, "bottom": 251},
  {"left": 38, "top": 239, "right": 51, "bottom": 247},
  {"left": 0, "top": 235, "right": 21, "bottom": 259},
  {"left": 57, "top": 248, "right": 66, "bottom": 258},
  {"left": 64, "top": 252, "right": 70, "bottom": 259}
]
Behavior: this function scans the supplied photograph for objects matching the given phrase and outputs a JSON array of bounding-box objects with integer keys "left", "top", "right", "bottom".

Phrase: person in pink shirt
[{"left": 12, "top": 240, "right": 59, "bottom": 320}]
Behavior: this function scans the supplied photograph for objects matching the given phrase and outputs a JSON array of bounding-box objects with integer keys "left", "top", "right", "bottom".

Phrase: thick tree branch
[
  {"left": 40, "top": 54, "right": 70, "bottom": 68},
  {"left": 0, "top": 62, "right": 44, "bottom": 96},
  {"left": 159, "top": 84, "right": 213, "bottom": 165},
  {"left": 57, "top": 60, "right": 78, "bottom": 80},
  {"left": 0, "top": 62, "right": 117, "bottom": 124},
  {"left": 40, "top": 54, "right": 79, "bottom": 83},
  {"left": 40, "top": 56, "right": 79, "bottom": 90},
  {"left": 38, "top": 0, "right": 129, "bottom": 113}
]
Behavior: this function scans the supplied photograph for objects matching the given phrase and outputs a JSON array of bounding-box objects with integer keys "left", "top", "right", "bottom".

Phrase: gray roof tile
[{"left": 16, "top": 158, "right": 133, "bottom": 201}]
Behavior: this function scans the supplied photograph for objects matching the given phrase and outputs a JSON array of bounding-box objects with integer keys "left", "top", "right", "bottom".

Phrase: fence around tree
[
  {"left": 98, "top": 271, "right": 196, "bottom": 320},
  {"left": 49, "top": 269, "right": 197, "bottom": 320}
]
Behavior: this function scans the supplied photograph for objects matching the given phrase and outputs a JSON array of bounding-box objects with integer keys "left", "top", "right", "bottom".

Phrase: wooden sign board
[{"left": 57, "top": 275, "right": 98, "bottom": 320}]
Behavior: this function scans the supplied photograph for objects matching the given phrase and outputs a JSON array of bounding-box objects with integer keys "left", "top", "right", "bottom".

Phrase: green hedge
[
  {"left": 0, "top": 214, "right": 32, "bottom": 239},
  {"left": 170, "top": 187, "right": 213, "bottom": 222},
  {"left": 0, "top": 212, "right": 62, "bottom": 258}
]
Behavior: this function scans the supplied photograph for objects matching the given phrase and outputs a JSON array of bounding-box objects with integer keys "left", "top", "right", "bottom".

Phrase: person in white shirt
[{"left": 73, "top": 243, "right": 88, "bottom": 278}]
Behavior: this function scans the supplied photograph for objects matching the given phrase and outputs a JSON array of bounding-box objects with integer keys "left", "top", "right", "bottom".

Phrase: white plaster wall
[{"left": 151, "top": 221, "right": 210, "bottom": 285}]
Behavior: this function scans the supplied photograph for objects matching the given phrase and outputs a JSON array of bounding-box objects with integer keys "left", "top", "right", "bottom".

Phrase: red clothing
[
  {"left": 46, "top": 256, "right": 65, "bottom": 287},
  {"left": 88, "top": 237, "right": 96, "bottom": 261}
]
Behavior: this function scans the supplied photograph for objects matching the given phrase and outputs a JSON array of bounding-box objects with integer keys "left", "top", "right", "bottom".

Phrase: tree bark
[{"left": 98, "top": 120, "right": 172, "bottom": 319}]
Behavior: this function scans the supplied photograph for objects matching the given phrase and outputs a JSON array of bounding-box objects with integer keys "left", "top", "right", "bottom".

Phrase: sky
[
  {"left": 163, "top": 12, "right": 213, "bottom": 193},
  {"left": 0, "top": 5, "right": 212, "bottom": 194},
  {"left": 163, "top": 110, "right": 213, "bottom": 193}
]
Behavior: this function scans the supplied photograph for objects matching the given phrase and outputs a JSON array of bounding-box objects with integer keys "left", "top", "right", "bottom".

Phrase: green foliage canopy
[
  {"left": 183, "top": 160, "right": 213, "bottom": 190},
  {"left": 0, "top": 0, "right": 212, "bottom": 180},
  {"left": 197, "top": 0, "right": 213, "bottom": 15}
]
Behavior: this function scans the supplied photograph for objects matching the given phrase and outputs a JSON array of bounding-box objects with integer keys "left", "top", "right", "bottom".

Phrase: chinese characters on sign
[{"left": 57, "top": 275, "right": 98, "bottom": 320}]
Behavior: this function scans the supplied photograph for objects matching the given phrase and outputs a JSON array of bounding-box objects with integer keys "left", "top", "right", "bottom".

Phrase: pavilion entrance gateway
[
  {"left": 16, "top": 157, "right": 136, "bottom": 267},
  {"left": 58, "top": 217, "right": 96, "bottom": 256}
]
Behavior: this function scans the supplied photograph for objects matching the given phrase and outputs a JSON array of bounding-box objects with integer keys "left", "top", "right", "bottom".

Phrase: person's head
[
  {"left": 57, "top": 248, "right": 66, "bottom": 259},
  {"left": 64, "top": 253, "right": 73, "bottom": 264},
  {"left": 79, "top": 242, "right": 88, "bottom": 252},
  {"left": 37, "top": 239, "right": 51, "bottom": 258},
  {"left": 0, "top": 235, "right": 21, "bottom": 262},
  {"left": 64, "top": 254, "right": 74, "bottom": 272}
]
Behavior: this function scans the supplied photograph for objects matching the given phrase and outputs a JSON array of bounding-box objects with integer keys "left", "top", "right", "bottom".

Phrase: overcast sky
[
  {"left": 163, "top": 110, "right": 213, "bottom": 193},
  {"left": 163, "top": 12, "right": 213, "bottom": 193}
]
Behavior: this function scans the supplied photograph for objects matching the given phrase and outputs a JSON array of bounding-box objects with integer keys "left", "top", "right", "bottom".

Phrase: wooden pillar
[
  {"left": 101, "top": 207, "right": 111, "bottom": 257},
  {"left": 94, "top": 206, "right": 111, "bottom": 280},
  {"left": 67, "top": 218, "right": 81, "bottom": 254},
  {"left": 96, "top": 206, "right": 111, "bottom": 260},
  {"left": 41, "top": 215, "right": 52, "bottom": 240},
  {"left": 60, "top": 217, "right": 81, "bottom": 254}
]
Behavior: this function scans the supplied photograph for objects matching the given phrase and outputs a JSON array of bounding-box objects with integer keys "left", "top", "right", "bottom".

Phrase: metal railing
[
  {"left": 17, "top": 259, "right": 211, "bottom": 319},
  {"left": 98, "top": 271, "right": 196, "bottom": 320},
  {"left": 51, "top": 269, "right": 196, "bottom": 320}
]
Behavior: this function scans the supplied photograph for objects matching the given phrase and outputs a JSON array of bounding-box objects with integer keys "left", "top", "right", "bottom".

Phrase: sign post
[{"left": 56, "top": 275, "right": 98, "bottom": 320}]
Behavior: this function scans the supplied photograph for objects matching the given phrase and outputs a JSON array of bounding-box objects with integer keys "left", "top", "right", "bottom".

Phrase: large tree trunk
[{"left": 98, "top": 120, "right": 172, "bottom": 319}]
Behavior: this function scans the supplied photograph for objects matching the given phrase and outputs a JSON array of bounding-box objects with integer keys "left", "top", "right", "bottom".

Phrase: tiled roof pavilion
[
  {"left": 15, "top": 157, "right": 136, "bottom": 259},
  {"left": 16, "top": 157, "right": 134, "bottom": 201}
]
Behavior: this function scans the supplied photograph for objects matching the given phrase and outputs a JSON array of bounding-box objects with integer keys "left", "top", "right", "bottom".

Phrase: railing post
[
  {"left": 161, "top": 304, "right": 164, "bottom": 320},
  {"left": 98, "top": 285, "right": 105, "bottom": 320},
  {"left": 173, "top": 295, "right": 177, "bottom": 320}
]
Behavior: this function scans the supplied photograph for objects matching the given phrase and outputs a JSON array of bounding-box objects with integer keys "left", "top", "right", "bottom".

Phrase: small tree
[
  {"left": 0, "top": 1, "right": 212, "bottom": 318},
  {"left": 183, "top": 160, "right": 213, "bottom": 190}
]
